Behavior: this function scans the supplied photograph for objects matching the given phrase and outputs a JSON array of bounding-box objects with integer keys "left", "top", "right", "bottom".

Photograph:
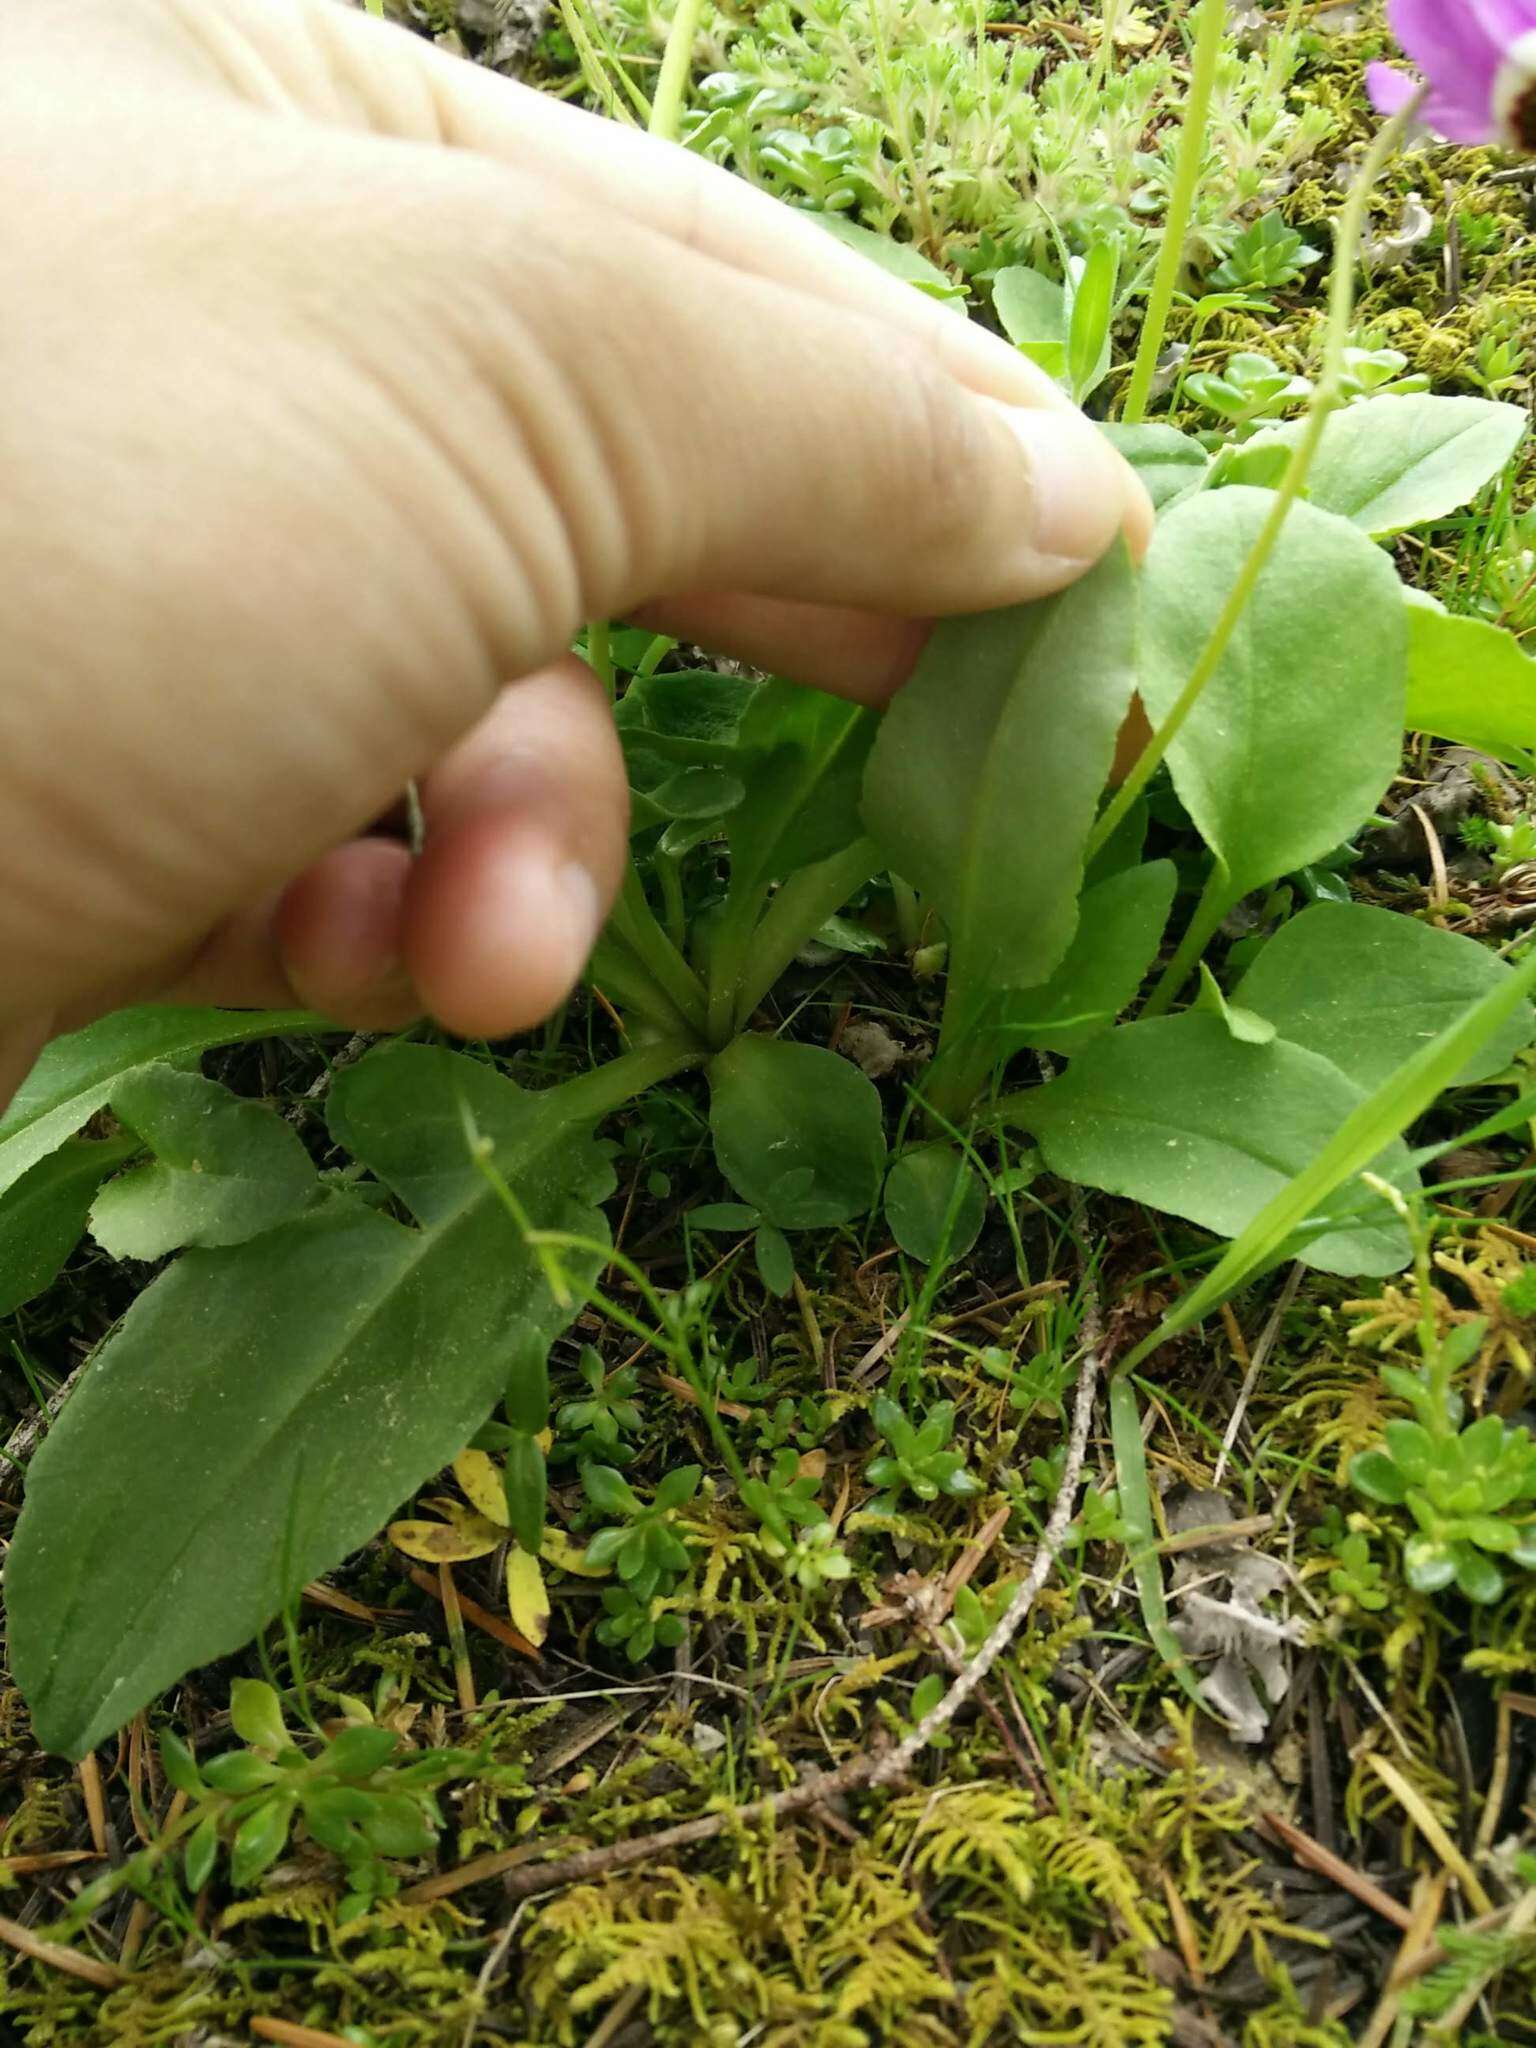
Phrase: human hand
[{"left": 0, "top": 0, "right": 1149, "bottom": 1106}]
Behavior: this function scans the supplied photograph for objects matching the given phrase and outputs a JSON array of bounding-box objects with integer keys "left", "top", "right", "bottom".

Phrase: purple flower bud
[{"left": 1369, "top": 0, "right": 1536, "bottom": 152}]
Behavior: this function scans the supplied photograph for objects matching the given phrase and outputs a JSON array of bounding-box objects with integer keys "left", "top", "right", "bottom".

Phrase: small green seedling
[{"left": 863, "top": 1396, "right": 982, "bottom": 1515}]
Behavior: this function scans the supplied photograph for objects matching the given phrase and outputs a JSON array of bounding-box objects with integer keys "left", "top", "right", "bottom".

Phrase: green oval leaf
[
  {"left": 1252, "top": 395, "right": 1525, "bottom": 535},
  {"left": 863, "top": 542, "right": 1138, "bottom": 1017},
  {"left": 1233, "top": 902, "right": 1536, "bottom": 1092},
  {"left": 1405, "top": 604, "right": 1536, "bottom": 765},
  {"left": 1140, "top": 490, "right": 1406, "bottom": 904},
  {"left": 1022, "top": 1014, "right": 1416, "bottom": 1276},
  {"left": 709, "top": 1038, "right": 886, "bottom": 1230},
  {"left": 884, "top": 1144, "right": 985, "bottom": 1265},
  {"left": 90, "top": 1066, "right": 320, "bottom": 1261}
]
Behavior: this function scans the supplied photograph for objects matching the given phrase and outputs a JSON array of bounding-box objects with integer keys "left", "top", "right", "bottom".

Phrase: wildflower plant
[{"left": 9, "top": 0, "right": 1536, "bottom": 1763}]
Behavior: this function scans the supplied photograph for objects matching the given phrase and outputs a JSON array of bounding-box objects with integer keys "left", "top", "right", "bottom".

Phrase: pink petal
[
  {"left": 1366, "top": 60, "right": 1420, "bottom": 116},
  {"left": 1387, "top": 0, "right": 1501, "bottom": 106}
]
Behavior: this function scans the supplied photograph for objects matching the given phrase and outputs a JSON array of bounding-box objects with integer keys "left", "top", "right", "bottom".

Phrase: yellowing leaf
[
  {"left": 540, "top": 1526, "right": 610, "bottom": 1578},
  {"left": 506, "top": 1548, "right": 551, "bottom": 1647},
  {"left": 387, "top": 1506, "right": 503, "bottom": 1564},
  {"left": 452, "top": 1449, "right": 510, "bottom": 1528}
]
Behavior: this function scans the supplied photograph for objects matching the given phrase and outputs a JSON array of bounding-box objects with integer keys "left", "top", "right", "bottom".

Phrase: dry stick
[
  {"left": 1212, "top": 1262, "right": 1303, "bottom": 1489},
  {"left": 77, "top": 1753, "right": 109, "bottom": 1858},
  {"left": 251, "top": 2021, "right": 362, "bottom": 2048},
  {"left": 404, "top": 1310, "right": 1109, "bottom": 1906},
  {"left": 0, "top": 1912, "right": 124, "bottom": 1990},
  {"left": 1260, "top": 1808, "right": 1414, "bottom": 1933},
  {"left": 867, "top": 1301, "right": 1105, "bottom": 1787},
  {"left": 439, "top": 1562, "right": 479, "bottom": 1716}
]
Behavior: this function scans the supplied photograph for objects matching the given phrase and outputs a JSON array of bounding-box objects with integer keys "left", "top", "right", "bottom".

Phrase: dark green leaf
[
  {"left": 9, "top": 1045, "right": 611, "bottom": 1756},
  {"left": 159, "top": 1729, "right": 204, "bottom": 1795},
  {"left": 203, "top": 1751, "right": 280, "bottom": 1795},
  {"left": 1233, "top": 902, "right": 1535, "bottom": 1092},
  {"left": 0, "top": 1136, "right": 136, "bottom": 1317},
  {"left": 753, "top": 1221, "right": 796, "bottom": 1298},
  {"left": 230, "top": 1797, "right": 295, "bottom": 1888},
  {"left": 90, "top": 1066, "right": 320, "bottom": 1260},
  {"left": 0, "top": 1005, "right": 322, "bottom": 1202},
  {"left": 1139, "top": 490, "right": 1405, "bottom": 903},
  {"left": 884, "top": 1144, "right": 985, "bottom": 1265},
  {"left": 325, "top": 1724, "right": 399, "bottom": 1779},
  {"left": 184, "top": 1815, "right": 219, "bottom": 1893},
  {"left": 583, "top": 1465, "right": 640, "bottom": 1517},
  {"left": 502, "top": 1429, "right": 546, "bottom": 1555},
  {"left": 863, "top": 543, "right": 1138, "bottom": 1014},
  {"left": 728, "top": 682, "right": 879, "bottom": 889},
  {"left": 709, "top": 1038, "right": 886, "bottom": 1229},
  {"left": 998, "top": 862, "right": 1176, "bottom": 1056}
]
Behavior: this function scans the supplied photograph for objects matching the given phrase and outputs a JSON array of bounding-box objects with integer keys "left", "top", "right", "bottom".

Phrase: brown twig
[
  {"left": 77, "top": 1753, "right": 109, "bottom": 1858},
  {"left": 252, "top": 2022, "right": 362, "bottom": 2048},
  {"left": 1260, "top": 1808, "right": 1414, "bottom": 1931},
  {"left": 406, "top": 1566, "right": 537, "bottom": 1658},
  {"left": 866, "top": 1298, "right": 1105, "bottom": 1786},
  {"left": 0, "top": 1912, "right": 124, "bottom": 1989}
]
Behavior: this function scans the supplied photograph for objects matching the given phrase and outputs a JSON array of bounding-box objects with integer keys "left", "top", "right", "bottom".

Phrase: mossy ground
[{"left": 4, "top": 4, "right": 1536, "bottom": 2043}]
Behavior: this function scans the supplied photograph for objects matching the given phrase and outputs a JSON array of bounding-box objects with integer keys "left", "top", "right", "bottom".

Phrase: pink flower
[{"left": 1368, "top": 0, "right": 1536, "bottom": 150}]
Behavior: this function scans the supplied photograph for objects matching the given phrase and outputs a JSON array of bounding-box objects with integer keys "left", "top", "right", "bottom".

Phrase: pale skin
[{"left": 0, "top": 0, "right": 1152, "bottom": 1113}]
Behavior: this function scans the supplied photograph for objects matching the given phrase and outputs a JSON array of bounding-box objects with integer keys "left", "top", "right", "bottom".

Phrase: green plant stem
[
  {"left": 648, "top": 0, "right": 707, "bottom": 143},
  {"left": 706, "top": 882, "right": 771, "bottom": 1049},
  {"left": 585, "top": 618, "right": 615, "bottom": 698},
  {"left": 656, "top": 852, "right": 688, "bottom": 955},
  {"left": 609, "top": 863, "right": 710, "bottom": 1038},
  {"left": 729, "top": 838, "right": 882, "bottom": 1033},
  {"left": 1088, "top": 95, "right": 1418, "bottom": 876},
  {"left": 1121, "top": 0, "right": 1226, "bottom": 425},
  {"left": 546, "top": 1037, "right": 706, "bottom": 1128},
  {"left": 588, "top": 932, "right": 698, "bottom": 1039},
  {"left": 891, "top": 876, "right": 924, "bottom": 954},
  {"left": 1139, "top": 863, "right": 1231, "bottom": 1018}
]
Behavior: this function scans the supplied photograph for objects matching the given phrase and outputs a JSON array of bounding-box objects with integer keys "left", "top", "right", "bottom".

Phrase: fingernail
[
  {"left": 984, "top": 402, "right": 1130, "bottom": 567},
  {"left": 554, "top": 859, "right": 605, "bottom": 979}
]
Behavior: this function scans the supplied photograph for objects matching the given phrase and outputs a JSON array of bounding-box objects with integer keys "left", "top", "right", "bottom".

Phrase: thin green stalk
[
  {"left": 588, "top": 931, "right": 699, "bottom": 1039},
  {"left": 362, "top": 0, "right": 385, "bottom": 14},
  {"left": 891, "top": 877, "right": 924, "bottom": 954},
  {"left": 706, "top": 881, "right": 771, "bottom": 1049},
  {"left": 610, "top": 863, "right": 710, "bottom": 1037},
  {"left": 1121, "top": 0, "right": 1226, "bottom": 425},
  {"left": 729, "top": 839, "right": 882, "bottom": 1033},
  {"left": 556, "top": 0, "right": 650, "bottom": 124},
  {"left": 1139, "top": 863, "right": 1230, "bottom": 1018},
  {"left": 648, "top": 0, "right": 708, "bottom": 144},
  {"left": 585, "top": 618, "right": 615, "bottom": 698},
  {"left": 543, "top": 1036, "right": 706, "bottom": 1129},
  {"left": 1088, "top": 93, "right": 1418, "bottom": 871}
]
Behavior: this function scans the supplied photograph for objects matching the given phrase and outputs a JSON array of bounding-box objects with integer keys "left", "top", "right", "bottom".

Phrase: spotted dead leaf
[
  {"left": 540, "top": 1525, "right": 610, "bottom": 1578},
  {"left": 506, "top": 1547, "right": 551, "bottom": 1647},
  {"left": 452, "top": 1449, "right": 509, "bottom": 1528},
  {"left": 387, "top": 1500, "right": 504, "bottom": 1564}
]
